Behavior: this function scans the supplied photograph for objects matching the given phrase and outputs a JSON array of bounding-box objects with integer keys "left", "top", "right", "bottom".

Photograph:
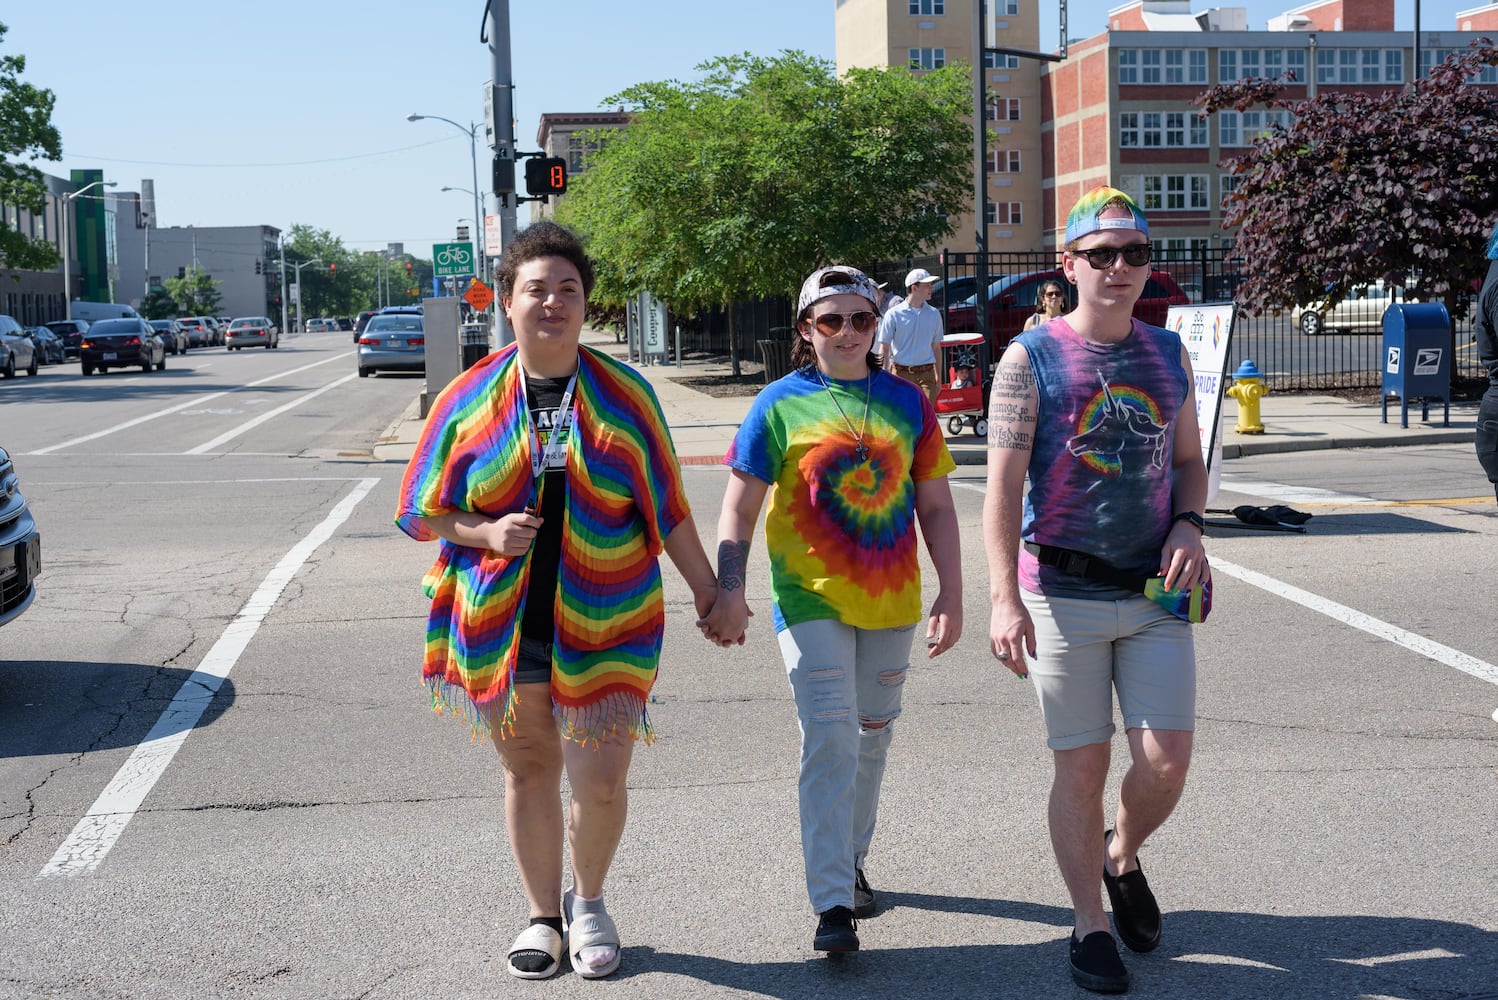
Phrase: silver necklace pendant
[{"left": 818, "top": 368, "right": 873, "bottom": 467}]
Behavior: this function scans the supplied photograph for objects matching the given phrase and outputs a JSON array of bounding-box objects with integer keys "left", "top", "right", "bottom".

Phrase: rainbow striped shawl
[{"left": 396, "top": 343, "right": 690, "bottom": 744}]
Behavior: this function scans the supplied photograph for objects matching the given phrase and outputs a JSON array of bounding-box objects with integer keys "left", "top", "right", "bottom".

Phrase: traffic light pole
[{"left": 486, "top": 0, "right": 517, "bottom": 348}]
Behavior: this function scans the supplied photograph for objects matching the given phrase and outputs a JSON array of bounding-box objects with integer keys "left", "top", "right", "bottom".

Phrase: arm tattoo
[
  {"left": 988, "top": 358, "right": 1037, "bottom": 450},
  {"left": 716, "top": 540, "right": 749, "bottom": 594}
]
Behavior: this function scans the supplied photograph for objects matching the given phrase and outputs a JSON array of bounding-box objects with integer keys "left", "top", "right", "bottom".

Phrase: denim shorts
[
  {"left": 1020, "top": 589, "right": 1196, "bottom": 751},
  {"left": 513, "top": 636, "right": 553, "bottom": 686}
]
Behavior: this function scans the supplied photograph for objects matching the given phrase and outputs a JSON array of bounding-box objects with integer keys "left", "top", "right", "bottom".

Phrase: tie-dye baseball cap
[
  {"left": 1065, "top": 186, "right": 1149, "bottom": 245},
  {"left": 797, "top": 265, "right": 884, "bottom": 317}
]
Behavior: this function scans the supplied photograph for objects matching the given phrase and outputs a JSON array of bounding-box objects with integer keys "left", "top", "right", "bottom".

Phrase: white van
[{"left": 68, "top": 301, "right": 139, "bottom": 324}]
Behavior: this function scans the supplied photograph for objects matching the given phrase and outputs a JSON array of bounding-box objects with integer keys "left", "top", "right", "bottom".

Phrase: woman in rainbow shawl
[
  {"left": 396, "top": 222, "right": 719, "bottom": 981},
  {"left": 700, "top": 264, "right": 964, "bottom": 955}
]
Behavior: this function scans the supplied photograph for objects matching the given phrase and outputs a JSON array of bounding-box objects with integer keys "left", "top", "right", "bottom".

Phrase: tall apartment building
[
  {"left": 835, "top": 0, "right": 1498, "bottom": 257},
  {"left": 1046, "top": 0, "right": 1498, "bottom": 256},
  {"left": 835, "top": 0, "right": 1046, "bottom": 254}
]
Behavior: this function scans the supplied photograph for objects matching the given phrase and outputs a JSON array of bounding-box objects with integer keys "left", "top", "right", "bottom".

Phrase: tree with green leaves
[
  {"left": 140, "top": 288, "right": 177, "bottom": 320},
  {"left": 557, "top": 51, "right": 973, "bottom": 373},
  {"left": 284, "top": 224, "right": 361, "bottom": 319},
  {"left": 0, "top": 21, "right": 62, "bottom": 272},
  {"left": 163, "top": 268, "right": 221, "bottom": 318},
  {"left": 1199, "top": 41, "right": 1498, "bottom": 328}
]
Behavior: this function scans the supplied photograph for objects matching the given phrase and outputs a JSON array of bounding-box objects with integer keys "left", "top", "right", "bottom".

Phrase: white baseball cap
[{"left": 905, "top": 268, "right": 938, "bottom": 288}]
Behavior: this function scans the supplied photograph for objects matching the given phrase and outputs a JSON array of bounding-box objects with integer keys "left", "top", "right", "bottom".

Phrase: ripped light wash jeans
[{"left": 777, "top": 618, "right": 914, "bottom": 914}]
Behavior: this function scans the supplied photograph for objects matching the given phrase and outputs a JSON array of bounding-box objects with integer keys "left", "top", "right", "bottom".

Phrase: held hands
[{"left": 697, "top": 590, "right": 752, "bottom": 648}]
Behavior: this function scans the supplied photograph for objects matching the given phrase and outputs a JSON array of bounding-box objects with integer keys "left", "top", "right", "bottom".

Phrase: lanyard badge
[{"left": 528, "top": 372, "right": 578, "bottom": 507}]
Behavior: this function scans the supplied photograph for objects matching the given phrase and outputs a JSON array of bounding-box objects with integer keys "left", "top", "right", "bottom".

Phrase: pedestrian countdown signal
[{"left": 525, "top": 157, "right": 568, "bottom": 197}]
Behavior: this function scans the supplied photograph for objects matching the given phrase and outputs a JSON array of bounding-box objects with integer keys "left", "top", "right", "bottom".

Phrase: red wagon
[{"left": 933, "top": 332, "right": 988, "bottom": 438}]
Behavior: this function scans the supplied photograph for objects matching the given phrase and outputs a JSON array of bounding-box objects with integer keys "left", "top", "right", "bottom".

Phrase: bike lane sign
[{"left": 433, "top": 242, "right": 473, "bottom": 277}]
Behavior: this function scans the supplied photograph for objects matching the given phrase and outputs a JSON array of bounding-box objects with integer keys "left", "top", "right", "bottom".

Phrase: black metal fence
[{"left": 677, "top": 247, "right": 1482, "bottom": 392}]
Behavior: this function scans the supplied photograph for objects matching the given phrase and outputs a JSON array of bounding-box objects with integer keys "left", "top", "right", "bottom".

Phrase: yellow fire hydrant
[{"left": 1226, "top": 359, "right": 1270, "bottom": 434}]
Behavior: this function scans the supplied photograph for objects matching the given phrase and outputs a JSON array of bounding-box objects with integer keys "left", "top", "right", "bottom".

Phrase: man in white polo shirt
[{"left": 875, "top": 268, "right": 944, "bottom": 404}]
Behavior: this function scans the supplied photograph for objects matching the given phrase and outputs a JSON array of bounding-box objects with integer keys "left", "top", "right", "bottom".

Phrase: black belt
[{"left": 1024, "top": 542, "right": 1145, "bottom": 592}]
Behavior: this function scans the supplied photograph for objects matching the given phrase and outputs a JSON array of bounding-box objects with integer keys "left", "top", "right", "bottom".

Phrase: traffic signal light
[
  {"left": 329, "top": 262, "right": 337, "bottom": 276},
  {"left": 525, "top": 157, "right": 568, "bottom": 196},
  {"left": 405, "top": 261, "right": 412, "bottom": 272},
  {"left": 255, "top": 259, "right": 262, "bottom": 275},
  {"left": 493, "top": 156, "right": 515, "bottom": 197}
]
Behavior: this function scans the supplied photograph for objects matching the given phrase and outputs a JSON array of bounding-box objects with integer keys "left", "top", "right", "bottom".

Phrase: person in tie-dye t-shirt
[
  {"left": 981, "top": 187, "right": 1209, "bottom": 994},
  {"left": 700, "top": 264, "right": 963, "bottom": 956}
]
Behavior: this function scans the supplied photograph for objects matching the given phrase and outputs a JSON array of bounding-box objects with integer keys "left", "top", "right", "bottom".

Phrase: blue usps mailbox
[{"left": 1381, "top": 302, "right": 1451, "bottom": 428}]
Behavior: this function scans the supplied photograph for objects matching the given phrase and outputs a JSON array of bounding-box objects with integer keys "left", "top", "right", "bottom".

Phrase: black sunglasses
[
  {"left": 811, "top": 310, "right": 878, "bottom": 336},
  {"left": 1071, "top": 244, "right": 1151, "bottom": 270}
]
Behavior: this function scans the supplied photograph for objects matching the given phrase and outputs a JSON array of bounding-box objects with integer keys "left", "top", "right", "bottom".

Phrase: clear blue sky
[{"left": 5, "top": 1, "right": 1478, "bottom": 258}]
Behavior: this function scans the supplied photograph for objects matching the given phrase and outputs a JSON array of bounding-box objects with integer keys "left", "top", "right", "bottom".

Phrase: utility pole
[
  {"left": 278, "top": 233, "right": 289, "bottom": 336},
  {"left": 971, "top": 1, "right": 1066, "bottom": 360},
  {"left": 972, "top": 0, "right": 990, "bottom": 354},
  {"left": 486, "top": 0, "right": 517, "bottom": 347}
]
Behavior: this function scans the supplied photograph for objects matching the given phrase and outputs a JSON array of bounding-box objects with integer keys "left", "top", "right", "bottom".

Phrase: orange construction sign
[{"left": 464, "top": 279, "right": 495, "bottom": 312}]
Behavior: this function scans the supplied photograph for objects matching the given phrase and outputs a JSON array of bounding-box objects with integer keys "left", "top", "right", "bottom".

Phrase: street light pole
[
  {"left": 60, "top": 179, "right": 117, "bottom": 321},
  {"left": 407, "top": 113, "right": 485, "bottom": 291},
  {"left": 292, "top": 258, "right": 322, "bottom": 332},
  {"left": 278, "top": 233, "right": 288, "bottom": 336}
]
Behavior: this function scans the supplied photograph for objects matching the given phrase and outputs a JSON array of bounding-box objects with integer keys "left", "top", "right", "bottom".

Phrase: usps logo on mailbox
[
  {"left": 1412, "top": 348, "right": 1442, "bottom": 376},
  {"left": 1386, "top": 346, "right": 1401, "bottom": 374}
]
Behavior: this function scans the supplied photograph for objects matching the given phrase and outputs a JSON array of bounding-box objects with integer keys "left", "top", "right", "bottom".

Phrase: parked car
[
  {"left": 335, "top": 316, "right": 354, "bottom": 331},
  {"left": 79, "top": 317, "right": 167, "bottom": 375},
  {"left": 43, "top": 319, "right": 89, "bottom": 358},
  {"left": 1292, "top": 282, "right": 1410, "bottom": 335},
  {"left": 307, "top": 317, "right": 341, "bottom": 333},
  {"left": 928, "top": 274, "right": 981, "bottom": 312},
  {"left": 177, "top": 316, "right": 214, "bottom": 348},
  {"left": 354, "top": 310, "right": 379, "bottom": 341},
  {"left": 945, "top": 268, "right": 1189, "bottom": 354},
  {"left": 0, "top": 443, "right": 42, "bottom": 627},
  {"left": 0, "top": 315, "right": 39, "bottom": 379},
  {"left": 148, "top": 319, "right": 189, "bottom": 355},
  {"left": 24, "top": 327, "right": 66, "bottom": 365},
  {"left": 357, "top": 311, "right": 425, "bottom": 377},
  {"left": 226, "top": 316, "right": 280, "bottom": 350},
  {"left": 197, "top": 316, "right": 225, "bottom": 345}
]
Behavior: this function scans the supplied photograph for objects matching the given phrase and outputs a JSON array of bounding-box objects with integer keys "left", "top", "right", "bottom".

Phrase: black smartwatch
[{"left": 1172, "top": 510, "right": 1206, "bottom": 533}]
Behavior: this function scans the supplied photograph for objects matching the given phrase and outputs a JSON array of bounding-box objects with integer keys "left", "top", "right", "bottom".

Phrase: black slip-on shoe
[
  {"left": 814, "top": 905, "right": 860, "bottom": 952},
  {"left": 853, "top": 868, "right": 876, "bottom": 919},
  {"left": 1070, "top": 931, "right": 1130, "bottom": 993},
  {"left": 1103, "top": 830, "right": 1162, "bottom": 953}
]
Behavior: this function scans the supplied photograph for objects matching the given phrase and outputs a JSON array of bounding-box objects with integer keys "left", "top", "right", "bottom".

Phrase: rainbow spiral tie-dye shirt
[{"left": 725, "top": 366, "right": 954, "bottom": 631}]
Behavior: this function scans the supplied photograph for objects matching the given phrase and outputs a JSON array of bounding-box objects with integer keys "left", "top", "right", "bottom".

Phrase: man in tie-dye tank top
[{"left": 981, "top": 188, "right": 1210, "bottom": 994}]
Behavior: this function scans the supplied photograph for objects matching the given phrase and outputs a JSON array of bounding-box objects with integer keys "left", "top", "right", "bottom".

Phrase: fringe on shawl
[{"left": 424, "top": 673, "right": 655, "bottom": 748}]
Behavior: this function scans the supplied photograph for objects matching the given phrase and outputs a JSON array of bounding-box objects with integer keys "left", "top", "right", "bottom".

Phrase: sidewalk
[{"left": 374, "top": 327, "right": 1479, "bottom": 467}]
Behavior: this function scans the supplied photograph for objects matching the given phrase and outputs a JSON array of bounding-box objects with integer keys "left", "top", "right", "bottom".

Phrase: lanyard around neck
[{"left": 529, "top": 371, "right": 578, "bottom": 484}]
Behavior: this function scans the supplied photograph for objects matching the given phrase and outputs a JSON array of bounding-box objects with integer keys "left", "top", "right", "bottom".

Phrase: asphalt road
[{"left": 2, "top": 333, "right": 1495, "bottom": 999}]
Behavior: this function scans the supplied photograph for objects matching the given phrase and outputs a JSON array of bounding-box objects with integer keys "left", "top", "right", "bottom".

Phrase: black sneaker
[
  {"left": 1069, "top": 931, "right": 1129, "bottom": 993},
  {"left": 853, "top": 868, "right": 876, "bottom": 919},
  {"left": 1103, "top": 830, "right": 1161, "bottom": 953},
  {"left": 814, "top": 905, "right": 859, "bottom": 952}
]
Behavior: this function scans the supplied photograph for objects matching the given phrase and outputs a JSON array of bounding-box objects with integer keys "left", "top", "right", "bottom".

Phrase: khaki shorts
[{"left": 1020, "top": 589, "right": 1196, "bottom": 751}]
